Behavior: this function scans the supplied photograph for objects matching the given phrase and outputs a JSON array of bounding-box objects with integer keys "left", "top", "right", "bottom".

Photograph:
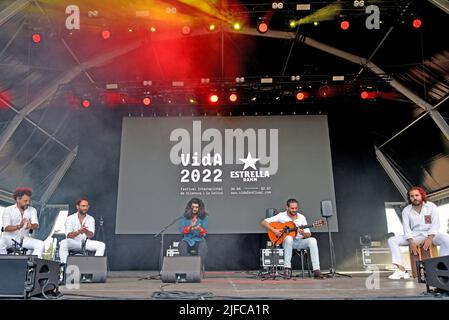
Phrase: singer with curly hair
[{"left": 178, "top": 198, "right": 209, "bottom": 264}]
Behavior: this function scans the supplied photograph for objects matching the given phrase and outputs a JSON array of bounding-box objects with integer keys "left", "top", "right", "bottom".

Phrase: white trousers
[
  {"left": 59, "top": 238, "right": 106, "bottom": 264},
  {"left": 1, "top": 236, "right": 45, "bottom": 258},
  {"left": 388, "top": 233, "right": 449, "bottom": 266},
  {"left": 0, "top": 237, "right": 7, "bottom": 254},
  {"left": 283, "top": 236, "right": 321, "bottom": 270}
]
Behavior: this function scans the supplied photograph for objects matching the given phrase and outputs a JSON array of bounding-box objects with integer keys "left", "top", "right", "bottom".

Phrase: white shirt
[
  {"left": 65, "top": 213, "right": 95, "bottom": 241},
  {"left": 2, "top": 204, "right": 38, "bottom": 239},
  {"left": 264, "top": 211, "right": 311, "bottom": 239},
  {"left": 402, "top": 201, "right": 440, "bottom": 239}
]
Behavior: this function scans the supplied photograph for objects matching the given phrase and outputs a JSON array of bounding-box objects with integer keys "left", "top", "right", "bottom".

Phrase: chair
[
  {"left": 293, "top": 248, "right": 312, "bottom": 278},
  {"left": 1, "top": 227, "right": 29, "bottom": 255}
]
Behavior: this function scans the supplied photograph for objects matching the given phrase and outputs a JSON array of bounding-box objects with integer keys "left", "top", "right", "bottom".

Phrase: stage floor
[{"left": 58, "top": 270, "right": 445, "bottom": 300}]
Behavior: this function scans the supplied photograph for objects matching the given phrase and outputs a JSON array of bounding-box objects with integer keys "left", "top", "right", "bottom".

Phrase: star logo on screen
[{"left": 239, "top": 153, "right": 260, "bottom": 170}]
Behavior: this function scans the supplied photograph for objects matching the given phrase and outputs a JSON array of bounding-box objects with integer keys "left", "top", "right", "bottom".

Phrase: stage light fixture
[
  {"left": 81, "top": 99, "right": 91, "bottom": 108},
  {"left": 272, "top": 2, "right": 284, "bottom": 9},
  {"left": 257, "top": 21, "right": 269, "bottom": 33},
  {"left": 340, "top": 20, "right": 350, "bottom": 30},
  {"left": 208, "top": 93, "right": 219, "bottom": 104},
  {"left": 232, "top": 22, "right": 242, "bottom": 31},
  {"left": 413, "top": 18, "right": 422, "bottom": 29},
  {"left": 102, "top": 30, "right": 111, "bottom": 39},
  {"left": 295, "top": 91, "right": 309, "bottom": 101},
  {"left": 207, "top": 23, "right": 217, "bottom": 32},
  {"left": 181, "top": 25, "right": 192, "bottom": 35},
  {"left": 229, "top": 93, "right": 238, "bottom": 103},
  {"left": 32, "top": 33, "right": 41, "bottom": 43},
  {"left": 142, "top": 96, "right": 152, "bottom": 106}
]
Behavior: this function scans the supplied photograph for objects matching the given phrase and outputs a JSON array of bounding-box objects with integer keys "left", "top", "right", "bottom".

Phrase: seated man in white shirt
[
  {"left": 59, "top": 198, "right": 106, "bottom": 264},
  {"left": 1, "top": 188, "right": 44, "bottom": 258},
  {"left": 388, "top": 186, "right": 449, "bottom": 280},
  {"left": 261, "top": 198, "right": 324, "bottom": 279}
]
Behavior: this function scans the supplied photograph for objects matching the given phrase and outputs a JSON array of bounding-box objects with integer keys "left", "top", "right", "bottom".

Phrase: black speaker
[
  {"left": 423, "top": 255, "right": 449, "bottom": 292},
  {"left": 0, "top": 255, "right": 60, "bottom": 298},
  {"left": 320, "top": 200, "right": 333, "bottom": 217},
  {"left": 66, "top": 256, "right": 107, "bottom": 283},
  {"left": 161, "top": 256, "right": 202, "bottom": 283},
  {"left": 265, "top": 208, "right": 277, "bottom": 218}
]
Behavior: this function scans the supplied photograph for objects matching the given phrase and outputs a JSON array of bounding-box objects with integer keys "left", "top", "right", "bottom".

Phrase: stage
[{"left": 56, "top": 270, "right": 445, "bottom": 300}]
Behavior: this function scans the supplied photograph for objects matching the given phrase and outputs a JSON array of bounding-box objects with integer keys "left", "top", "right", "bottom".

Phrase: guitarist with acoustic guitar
[{"left": 262, "top": 198, "right": 325, "bottom": 279}]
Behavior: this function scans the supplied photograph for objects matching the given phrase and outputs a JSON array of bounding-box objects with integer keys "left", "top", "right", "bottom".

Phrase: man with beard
[
  {"left": 388, "top": 186, "right": 449, "bottom": 279},
  {"left": 179, "top": 198, "right": 208, "bottom": 264},
  {"left": 59, "top": 198, "right": 105, "bottom": 264},
  {"left": 262, "top": 198, "right": 324, "bottom": 279},
  {"left": 1, "top": 188, "right": 44, "bottom": 257}
]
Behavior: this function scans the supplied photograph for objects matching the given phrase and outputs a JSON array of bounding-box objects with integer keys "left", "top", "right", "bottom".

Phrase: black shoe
[
  {"left": 313, "top": 270, "right": 324, "bottom": 279},
  {"left": 284, "top": 268, "right": 292, "bottom": 279}
]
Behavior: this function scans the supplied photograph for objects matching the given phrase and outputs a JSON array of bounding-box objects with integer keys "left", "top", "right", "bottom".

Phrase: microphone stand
[
  {"left": 139, "top": 216, "right": 182, "bottom": 281},
  {"left": 322, "top": 216, "right": 351, "bottom": 278},
  {"left": 156, "top": 216, "right": 183, "bottom": 270}
]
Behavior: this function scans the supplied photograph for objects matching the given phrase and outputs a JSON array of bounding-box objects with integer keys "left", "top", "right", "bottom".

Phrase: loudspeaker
[
  {"left": 320, "top": 200, "right": 333, "bottom": 217},
  {"left": 266, "top": 208, "right": 277, "bottom": 218},
  {"left": 161, "top": 256, "right": 202, "bottom": 283},
  {"left": 66, "top": 256, "right": 107, "bottom": 283},
  {"left": 0, "top": 255, "right": 60, "bottom": 298},
  {"left": 423, "top": 255, "right": 449, "bottom": 292}
]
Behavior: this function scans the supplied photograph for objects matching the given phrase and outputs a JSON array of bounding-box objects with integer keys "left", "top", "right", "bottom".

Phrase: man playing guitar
[{"left": 262, "top": 198, "right": 324, "bottom": 279}]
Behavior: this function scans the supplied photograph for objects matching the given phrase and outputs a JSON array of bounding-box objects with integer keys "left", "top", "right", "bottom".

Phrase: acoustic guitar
[{"left": 267, "top": 219, "right": 326, "bottom": 244}]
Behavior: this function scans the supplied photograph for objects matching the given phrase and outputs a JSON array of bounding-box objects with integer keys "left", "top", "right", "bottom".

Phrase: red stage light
[
  {"left": 181, "top": 25, "right": 192, "bottom": 35},
  {"left": 82, "top": 99, "right": 91, "bottom": 108},
  {"left": 340, "top": 20, "right": 350, "bottom": 30},
  {"left": 229, "top": 93, "right": 238, "bottom": 102},
  {"left": 296, "top": 92, "right": 306, "bottom": 101},
  {"left": 257, "top": 21, "right": 269, "bottom": 33},
  {"left": 361, "top": 91, "right": 379, "bottom": 99},
  {"left": 142, "top": 97, "right": 152, "bottom": 106},
  {"left": 102, "top": 30, "right": 111, "bottom": 39},
  {"left": 208, "top": 93, "right": 219, "bottom": 104},
  {"left": 413, "top": 19, "right": 422, "bottom": 29},
  {"left": 32, "top": 33, "right": 41, "bottom": 43}
]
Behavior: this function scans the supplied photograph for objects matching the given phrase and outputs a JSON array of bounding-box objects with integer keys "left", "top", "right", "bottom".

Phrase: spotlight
[
  {"left": 101, "top": 30, "right": 111, "bottom": 39},
  {"left": 360, "top": 90, "right": 379, "bottom": 100},
  {"left": 208, "top": 93, "right": 219, "bottom": 104},
  {"left": 207, "top": 23, "right": 217, "bottom": 32},
  {"left": 142, "top": 96, "right": 152, "bottom": 106},
  {"left": 313, "top": 21, "right": 319, "bottom": 27},
  {"left": 295, "top": 91, "right": 309, "bottom": 101},
  {"left": 289, "top": 20, "right": 297, "bottom": 29},
  {"left": 181, "top": 25, "right": 192, "bottom": 35},
  {"left": 340, "top": 20, "right": 350, "bottom": 30},
  {"left": 32, "top": 33, "right": 41, "bottom": 44},
  {"left": 232, "top": 22, "right": 242, "bottom": 31},
  {"left": 229, "top": 93, "right": 238, "bottom": 103},
  {"left": 257, "top": 21, "right": 269, "bottom": 33},
  {"left": 81, "top": 99, "right": 91, "bottom": 108},
  {"left": 412, "top": 18, "right": 422, "bottom": 29},
  {"left": 272, "top": 2, "right": 284, "bottom": 9},
  {"left": 150, "top": 26, "right": 157, "bottom": 32}
]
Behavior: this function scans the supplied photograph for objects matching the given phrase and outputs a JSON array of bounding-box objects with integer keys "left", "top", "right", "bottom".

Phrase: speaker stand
[{"left": 321, "top": 216, "right": 351, "bottom": 278}]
